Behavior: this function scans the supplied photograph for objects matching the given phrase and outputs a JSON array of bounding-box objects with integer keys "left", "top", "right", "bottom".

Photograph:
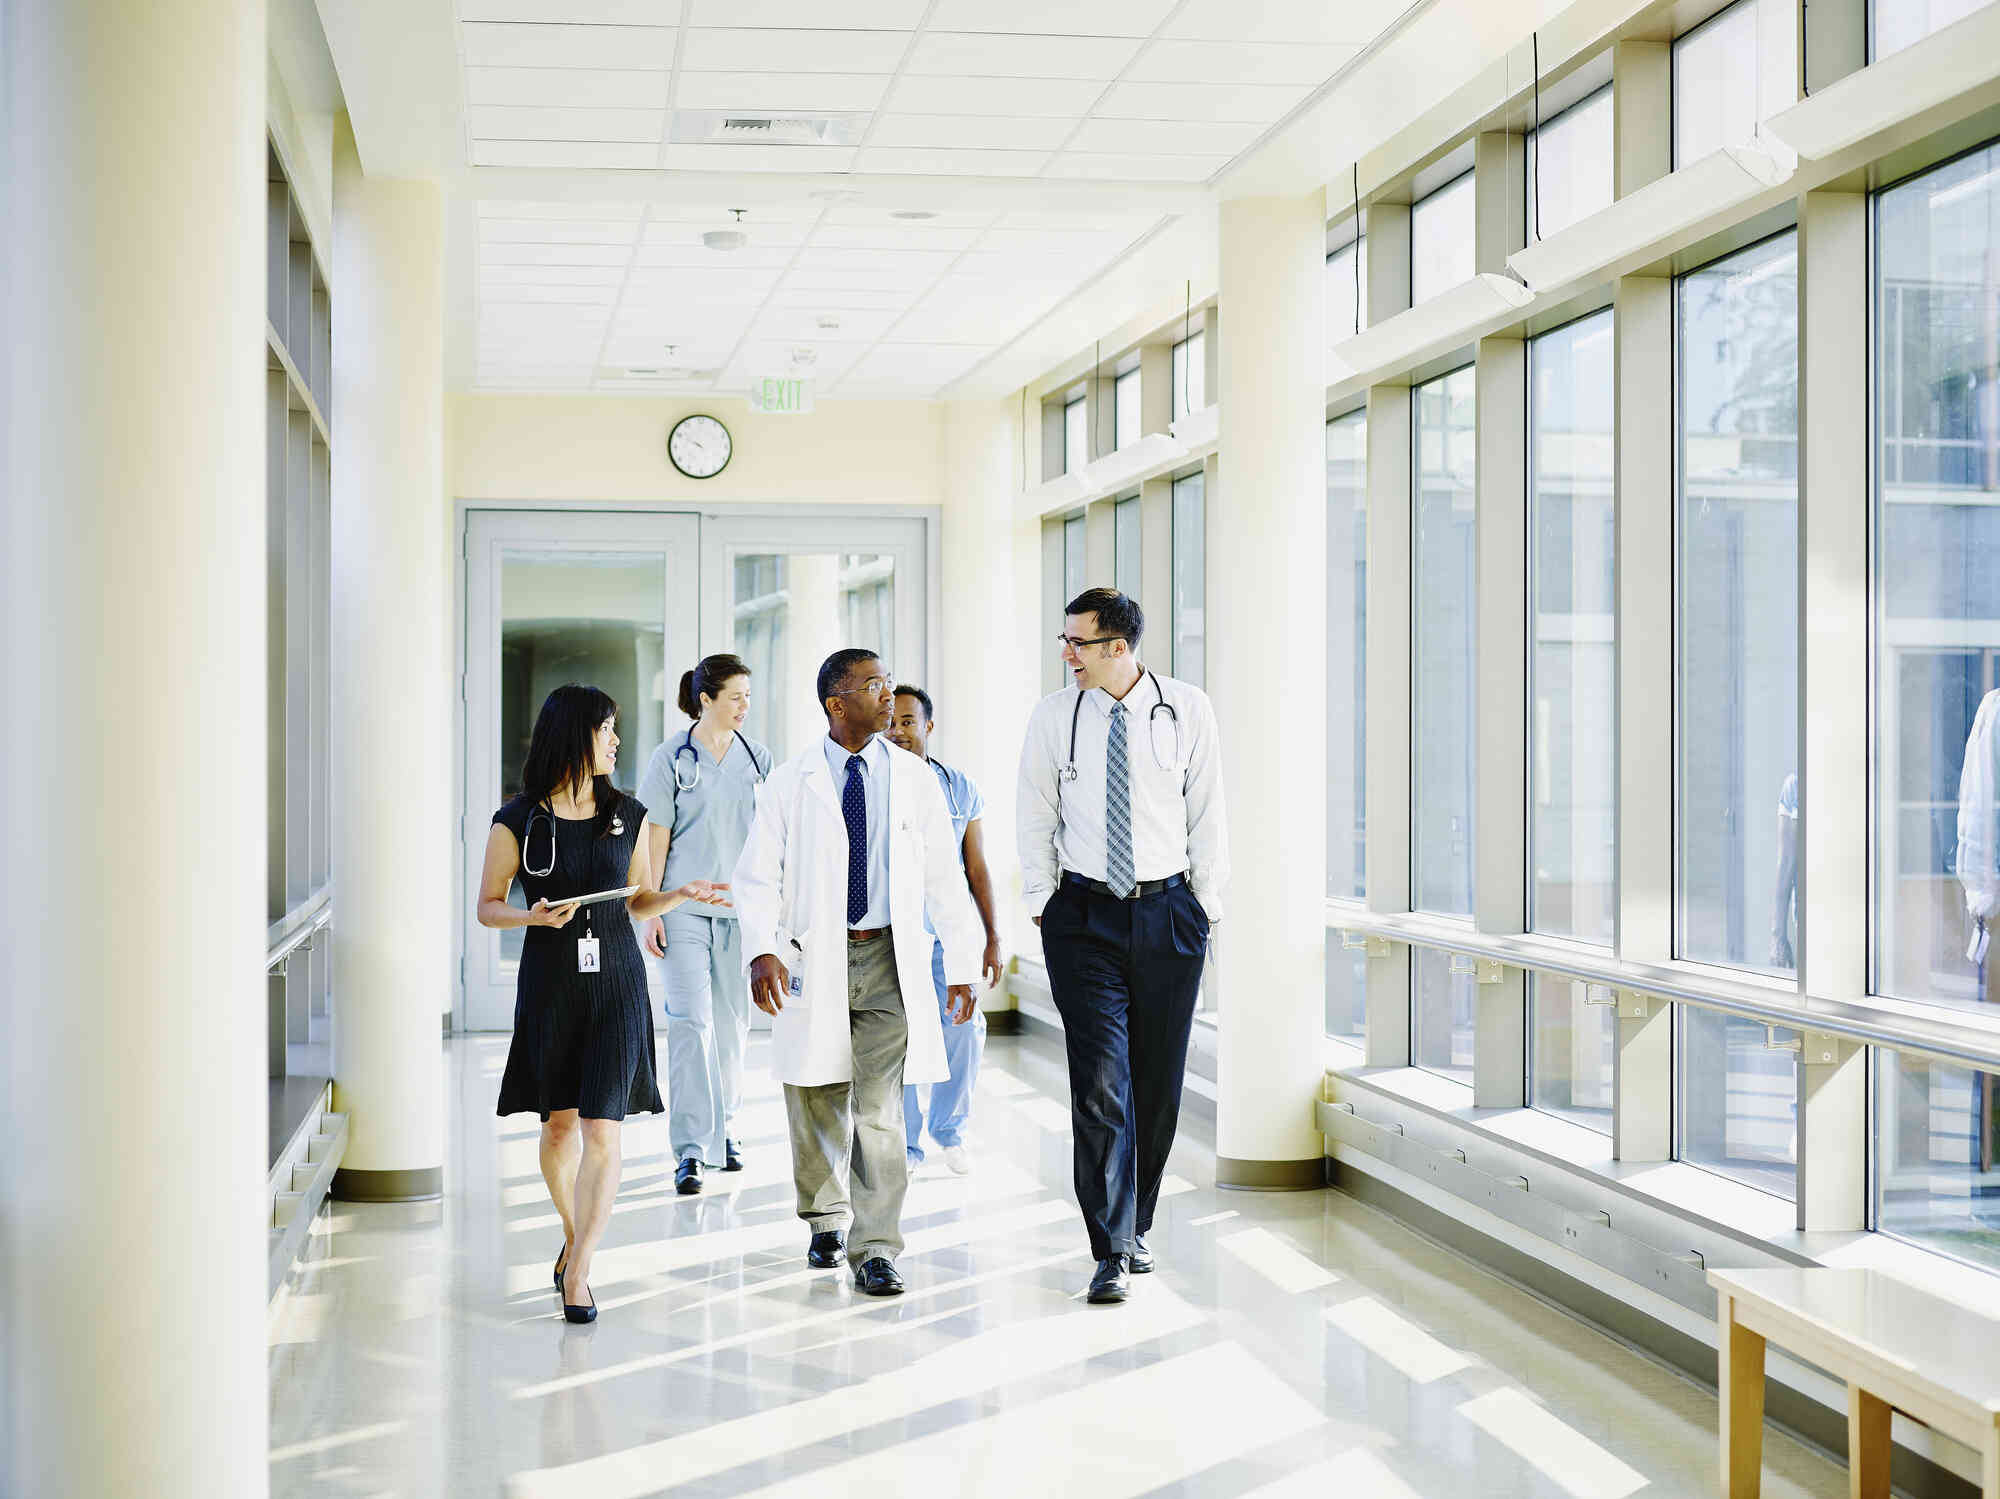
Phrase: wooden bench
[{"left": 1710, "top": 1267, "right": 2000, "bottom": 1497}]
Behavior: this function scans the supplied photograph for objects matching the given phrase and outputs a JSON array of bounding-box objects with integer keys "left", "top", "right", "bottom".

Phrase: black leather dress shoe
[
  {"left": 724, "top": 1138, "right": 744, "bottom": 1172},
  {"left": 807, "top": 1230, "right": 846, "bottom": 1268},
  {"left": 854, "top": 1258, "right": 905, "bottom": 1296},
  {"left": 1130, "top": 1235, "right": 1154, "bottom": 1275},
  {"left": 675, "top": 1157, "right": 703, "bottom": 1195},
  {"left": 1088, "top": 1255, "right": 1132, "bottom": 1304}
]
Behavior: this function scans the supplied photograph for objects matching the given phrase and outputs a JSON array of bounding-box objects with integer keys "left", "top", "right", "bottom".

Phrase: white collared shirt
[
  {"left": 822, "top": 733, "right": 892, "bottom": 929},
  {"left": 1016, "top": 667, "right": 1228, "bottom": 920}
]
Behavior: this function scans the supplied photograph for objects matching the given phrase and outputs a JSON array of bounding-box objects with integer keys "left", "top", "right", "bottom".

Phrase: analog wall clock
[{"left": 668, "top": 414, "right": 732, "bottom": 479}]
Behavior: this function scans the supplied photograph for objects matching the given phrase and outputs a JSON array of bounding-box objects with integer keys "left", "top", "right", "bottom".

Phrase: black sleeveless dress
[{"left": 492, "top": 792, "right": 664, "bottom": 1122}]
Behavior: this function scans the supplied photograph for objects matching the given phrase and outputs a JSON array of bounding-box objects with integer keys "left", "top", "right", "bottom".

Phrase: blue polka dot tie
[{"left": 844, "top": 754, "right": 868, "bottom": 926}]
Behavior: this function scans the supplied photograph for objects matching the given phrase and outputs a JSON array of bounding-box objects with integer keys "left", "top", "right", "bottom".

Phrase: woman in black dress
[{"left": 477, "top": 684, "right": 727, "bottom": 1323}]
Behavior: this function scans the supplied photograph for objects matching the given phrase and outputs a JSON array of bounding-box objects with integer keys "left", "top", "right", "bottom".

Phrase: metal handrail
[
  {"left": 1325, "top": 900, "right": 2000, "bottom": 1073},
  {"left": 267, "top": 886, "right": 332, "bottom": 974}
]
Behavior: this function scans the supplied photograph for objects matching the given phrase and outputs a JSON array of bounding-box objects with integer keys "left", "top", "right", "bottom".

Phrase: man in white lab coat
[{"left": 734, "top": 648, "right": 983, "bottom": 1295}]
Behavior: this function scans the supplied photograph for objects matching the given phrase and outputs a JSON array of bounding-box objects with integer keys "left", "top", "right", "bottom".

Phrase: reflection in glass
[
  {"left": 1677, "top": 233, "right": 1798, "bottom": 973},
  {"left": 1327, "top": 412, "right": 1367, "bottom": 899},
  {"left": 500, "top": 550, "right": 666, "bottom": 959},
  {"left": 1114, "top": 496, "right": 1143, "bottom": 599},
  {"left": 1413, "top": 366, "right": 1477, "bottom": 916},
  {"left": 731, "top": 552, "right": 897, "bottom": 768},
  {"left": 1411, "top": 172, "right": 1475, "bottom": 304},
  {"left": 1528, "top": 977, "right": 1613, "bottom": 1134},
  {"left": 1873, "top": 142, "right": 2000, "bottom": 1017},
  {"left": 1878, "top": 1050, "right": 2000, "bottom": 1271},
  {"left": 1064, "top": 395, "right": 1088, "bottom": 474},
  {"left": 1173, "top": 332, "right": 1206, "bottom": 420},
  {"left": 1413, "top": 948, "right": 1475, "bottom": 1086},
  {"left": 1325, "top": 938, "right": 1367, "bottom": 1042},
  {"left": 1526, "top": 88, "right": 1613, "bottom": 242},
  {"left": 1672, "top": 0, "right": 1775, "bottom": 167},
  {"left": 1327, "top": 237, "right": 1368, "bottom": 346},
  {"left": 1530, "top": 312, "right": 1616, "bottom": 943},
  {"left": 1873, "top": 0, "right": 1988, "bottom": 59},
  {"left": 1114, "top": 369, "right": 1141, "bottom": 450},
  {"left": 1173, "top": 470, "right": 1206, "bottom": 688},
  {"left": 1678, "top": 1007, "right": 1797, "bottom": 1198}
]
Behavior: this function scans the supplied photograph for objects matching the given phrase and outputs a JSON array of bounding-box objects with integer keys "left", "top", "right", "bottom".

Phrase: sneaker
[{"left": 942, "top": 1144, "right": 972, "bottom": 1176}]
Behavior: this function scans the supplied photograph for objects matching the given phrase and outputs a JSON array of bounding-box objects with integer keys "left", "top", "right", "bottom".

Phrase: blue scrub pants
[
  {"left": 656, "top": 909, "right": 748, "bottom": 1166},
  {"left": 904, "top": 939, "right": 986, "bottom": 1162}
]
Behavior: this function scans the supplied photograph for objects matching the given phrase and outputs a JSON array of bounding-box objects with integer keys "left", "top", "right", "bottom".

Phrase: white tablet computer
[{"left": 541, "top": 886, "right": 638, "bottom": 909}]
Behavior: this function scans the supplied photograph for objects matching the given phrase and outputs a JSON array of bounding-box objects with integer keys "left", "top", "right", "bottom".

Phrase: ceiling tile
[
  {"left": 947, "top": 250, "right": 1084, "bottom": 279},
  {"left": 1124, "top": 39, "right": 1356, "bottom": 85},
  {"left": 1066, "top": 118, "right": 1262, "bottom": 155},
  {"left": 726, "top": 341, "right": 865, "bottom": 378},
  {"left": 1093, "top": 80, "right": 1308, "bottom": 122},
  {"left": 1044, "top": 151, "right": 1231, "bottom": 181},
  {"left": 481, "top": 242, "right": 637, "bottom": 266},
  {"left": 808, "top": 222, "right": 984, "bottom": 251},
  {"left": 477, "top": 199, "right": 646, "bottom": 221},
  {"left": 852, "top": 146, "right": 1050, "bottom": 177},
  {"left": 881, "top": 75, "right": 1101, "bottom": 116},
  {"left": 643, "top": 219, "right": 811, "bottom": 248},
  {"left": 993, "top": 208, "right": 1158, "bottom": 231},
  {"left": 844, "top": 342, "right": 991, "bottom": 383},
  {"left": 460, "top": 0, "right": 683, "bottom": 21},
  {"left": 478, "top": 218, "right": 641, "bottom": 244},
  {"left": 478, "top": 283, "right": 621, "bottom": 306},
  {"left": 657, "top": 143, "right": 858, "bottom": 172},
  {"left": 975, "top": 226, "right": 1138, "bottom": 255},
  {"left": 924, "top": 0, "right": 1175, "bottom": 36},
  {"left": 460, "top": 23, "right": 677, "bottom": 70},
  {"left": 1164, "top": 0, "right": 1397, "bottom": 44},
  {"left": 679, "top": 27, "right": 909, "bottom": 73},
  {"left": 631, "top": 244, "right": 798, "bottom": 269},
  {"left": 465, "top": 67, "right": 672, "bottom": 109},
  {"left": 820, "top": 204, "right": 999, "bottom": 230},
  {"left": 471, "top": 140, "right": 661, "bottom": 168},
  {"left": 771, "top": 286, "right": 922, "bottom": 310},
  {"left": 673, "top": 72, "right": 892, "bottom": 112},
  {"left": 783, "top": 267, "right": 934, "bottom": 293},
  {"left": 467, "top": 106, "right": 665, "bottom": 143},
  {"left": 866, "top": 113, "right": 1074, "bottom": 151},
  {"left": 750, "top": 304, "right": 903, "bottom": 341},
  {"left": 481, "top": 264, "right": 633, "bottom": 286},
  {"left": 620, "top": 265, "right": 781, "bottom": 290},
  {"left": 792, "top": 247, "right": 957, "bottom": 275},
  {"left": 904, "top": 32, "right": 1139, "bottom": 79},
  {"left": 686, "top": 0, "right": 925, "bottom": 25}
]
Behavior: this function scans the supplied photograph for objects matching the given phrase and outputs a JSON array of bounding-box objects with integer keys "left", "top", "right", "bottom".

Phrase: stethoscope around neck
[
  {"left": 1061, "top": 670, "right": 1183, "bottom": 785},
  {"left": 673, "top": 725, "right": 769, "bottom": 792}
]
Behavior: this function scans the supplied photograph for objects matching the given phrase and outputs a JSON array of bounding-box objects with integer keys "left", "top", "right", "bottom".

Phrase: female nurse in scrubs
[{"left": 637, "top": 653, "right": 772, "bottom": 1196}]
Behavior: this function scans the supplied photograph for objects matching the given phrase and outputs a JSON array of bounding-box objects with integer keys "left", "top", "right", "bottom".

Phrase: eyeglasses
[
  {"left": 1056, "top": 633, "right": 1126, "bottom": 652},
  {"left": 834, "top": 674, "right": 896, "bottom": 697}
]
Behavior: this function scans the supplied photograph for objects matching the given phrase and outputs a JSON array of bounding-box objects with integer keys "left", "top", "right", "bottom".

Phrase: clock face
[{"left": 668, "top": 414, "right": 732, "bottom": 479}]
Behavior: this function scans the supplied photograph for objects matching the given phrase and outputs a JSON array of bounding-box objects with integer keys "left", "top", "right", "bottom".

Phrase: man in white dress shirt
[{"left": 1017, "top": 588, "right": 1228, "bottom": 1304}]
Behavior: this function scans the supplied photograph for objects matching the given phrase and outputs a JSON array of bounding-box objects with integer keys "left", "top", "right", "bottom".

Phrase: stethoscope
[
  {"left": 672, "top": 726, "right": 770, "bottom": 793},
  {"left": 521, "top": 797, "right": 628, "bottom": 879},
  {"left": 1060, "top": 671, "right": 1183, "bottom": 785},
  {"left": 929, "top": 757, "right": 974, "bottom": 823}
]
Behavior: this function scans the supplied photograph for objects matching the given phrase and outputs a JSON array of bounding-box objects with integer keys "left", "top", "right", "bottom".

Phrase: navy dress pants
[{"left": 1039, "top": 875, "right": 1209, "bottom": 1261}]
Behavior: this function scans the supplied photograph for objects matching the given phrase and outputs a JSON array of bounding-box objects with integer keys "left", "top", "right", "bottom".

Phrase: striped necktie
[{"left": 1106, "top": 702, "right": 1135, "bottom": 898}]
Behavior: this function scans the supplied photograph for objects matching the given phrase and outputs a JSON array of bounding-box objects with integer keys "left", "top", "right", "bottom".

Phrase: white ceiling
[{"left": 314, "top": 0, "right": 1424, "bottom": 397}]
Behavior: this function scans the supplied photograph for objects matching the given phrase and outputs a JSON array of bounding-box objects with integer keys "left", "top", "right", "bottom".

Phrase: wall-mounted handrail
[{"left": 267, "top": 885, "right": 332, "bottom": 974}]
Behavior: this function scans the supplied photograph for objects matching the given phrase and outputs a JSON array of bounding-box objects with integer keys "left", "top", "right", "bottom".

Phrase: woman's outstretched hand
[{"left": 674, "top": 881, "right": 732, "bottom": 908}]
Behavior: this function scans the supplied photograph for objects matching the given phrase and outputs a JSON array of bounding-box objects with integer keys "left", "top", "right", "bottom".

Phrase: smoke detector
[
  {"left": 816, "top": 314, "right": 842, "bottom": 331},
  {"left": 891, "top": 210, "right": 937, "bottom": 220},
  {"left": 703, "top": 209, "right": 749, "bottom": 252}
]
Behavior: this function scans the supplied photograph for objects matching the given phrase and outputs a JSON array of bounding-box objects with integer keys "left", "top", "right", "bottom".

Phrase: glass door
[{"left": 461, "top": 511, "right": 699, "bottom": 1032}]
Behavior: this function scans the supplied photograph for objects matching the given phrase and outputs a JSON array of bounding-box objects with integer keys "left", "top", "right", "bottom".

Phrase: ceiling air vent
[{"left": 671, "top": 110, "right": 866, "bottom": 147}]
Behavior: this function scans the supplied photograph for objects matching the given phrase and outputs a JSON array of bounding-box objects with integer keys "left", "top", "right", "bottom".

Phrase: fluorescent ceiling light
[
  {"left": 1507, "top": 143, "right": 1792, "bottom": 296},
  {"left": 1764, "top": 4, "right": 2000, "bottom": 161},
  {"left": 1331, "top": 273, "right": 1534, "bottom": 378}
]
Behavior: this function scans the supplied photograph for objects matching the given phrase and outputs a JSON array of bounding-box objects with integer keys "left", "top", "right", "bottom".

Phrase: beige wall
[{"left": 448, "top": 393, "right": 946, "bottom": 505}]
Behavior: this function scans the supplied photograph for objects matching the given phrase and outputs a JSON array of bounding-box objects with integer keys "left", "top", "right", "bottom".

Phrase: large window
[
  {"left": 1530, "top": 311, "right": 1616, "bottom": 943},
  {"left": 1172, "top": 470, "right": 1205, "bottom": 686},
  {"left": 1672, "top": 0, "right": 1777, "bottom": 166},
  {"left": 1525, "top": 87, "right": 1613, "bottom": 242},
  {"left": 1411, "top": 172, "right": 1475, "bottom": 305},
  {"left": 1873, "top": 0, "right": 1990, "bottom": 59},
  {"left": 1528, "top": 977, "right": 1613, "bottom": 1134},
  {"left": 1677, "top": 232, "right": 1799, "bottom": 974},
  {"left": 1063, "top": 393, "right": 1088, "bottom": 475},
  {"left": 1413, "top": 949, "right": 1476, "bottom": 1086},
  {"left": 1877, "top": 1050, "right": 2000, "bottom": 1270},
  {"left": 1114, "top": 495, "right": 1142, "bottom": 599},
  {"left": 1678, "top": 1009, "right": 1798, "bottom": 1198},
  {"left": 1873, "top": 141, "right": 2000, "bottom": 1018},
  {"left": 1172, "top": 331, "right": 1206, "bottom": 421},
  {"left": 1062, "top": 513, "right": 1086, "bottom": 603},
  {"left": 1326, "top": 940, "right": 1367, "bottom": 1042},
  {"left": 1328, "top": 411, "right": 1367, "bottom": 899},
  {"left": 1413, "top": 366, "right": 1478, "bottom": 916},
  {"left": 1328, "top": 236, "right": 1368, "bottom": 346},
  {"left": 1114, "top": 368, "right": 1141, "bottom": 450}
]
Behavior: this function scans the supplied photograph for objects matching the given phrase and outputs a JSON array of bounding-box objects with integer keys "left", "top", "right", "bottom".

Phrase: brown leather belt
[{"left": 847, "top": 926, "right": 892, "bottom": 942}]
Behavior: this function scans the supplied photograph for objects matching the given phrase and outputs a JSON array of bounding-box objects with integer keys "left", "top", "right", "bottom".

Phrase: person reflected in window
[
  {"left": 477, "top": 684, "right": 729, "bottom": 1323},
  {"left": 1771, "top": 772, "right": 1799, "bottom": 971},
  {"left": 635, "top": 654, "right": 772, "bottom": 1197},
  {"left": 885, "top": 685, "right": 1004, "bottom": 1175}
]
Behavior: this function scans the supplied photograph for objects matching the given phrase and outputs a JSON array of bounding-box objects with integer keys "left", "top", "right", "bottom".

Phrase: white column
[
  {"left": 781, "top": 553, "right": 841, "bottom": 756},
  {"left": 1365, "top": 384, "right": 1415, "bottom": 1066},
  {"left": 1213, "top": 192, "right": 1328, "bottom": 1188},
  {"left": 1, "top": 2, "right": 268, "bottom": 1494},
  {"left": 330, "top": 118, "right": 448, "bottom": 1200}
]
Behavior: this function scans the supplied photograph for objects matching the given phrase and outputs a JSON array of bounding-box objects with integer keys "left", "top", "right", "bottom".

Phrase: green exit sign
[{"left": 750, "top": 376, "right": 813, "bottom": 414}]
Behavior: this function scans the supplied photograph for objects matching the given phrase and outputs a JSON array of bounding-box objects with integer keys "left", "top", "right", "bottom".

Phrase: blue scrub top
[
  {"left": 636, "top": 726, "right": 770, "bottom": 919},
  {"left": 927, "top": 757, "right": 984, "bottom": 868}
]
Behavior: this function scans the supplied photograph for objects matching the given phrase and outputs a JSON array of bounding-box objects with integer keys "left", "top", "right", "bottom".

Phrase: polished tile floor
[{"left": 268, "top": 1031, "right": 1845, "bottom": 1498}]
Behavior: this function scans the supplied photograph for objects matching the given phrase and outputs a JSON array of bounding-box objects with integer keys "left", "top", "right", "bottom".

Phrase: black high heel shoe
[
  {"left": 561, "top": 1267, "right": 596, "bottom": 1325},
  {"left": 553, "top": 1240, "right": 570, "bottom": 1290}
]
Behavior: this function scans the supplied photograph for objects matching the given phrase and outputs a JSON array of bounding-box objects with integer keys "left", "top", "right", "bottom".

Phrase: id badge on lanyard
[{"left": 577, "top": 907, "right": 601, "bottom": 974}]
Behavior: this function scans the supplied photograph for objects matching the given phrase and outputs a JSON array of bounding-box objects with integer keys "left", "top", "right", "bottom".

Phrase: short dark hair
[
  {"left": 1064, "top": 587, "right": 1144, "bottom": 647},
  {"left": 893, "top": 684, "right": 934, "bottom": 725},
  {"left": 816, "top": 647, "right": 880, "bottom": 713}
]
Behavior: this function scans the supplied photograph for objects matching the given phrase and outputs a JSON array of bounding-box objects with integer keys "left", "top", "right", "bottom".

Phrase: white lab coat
[
  {"left": 733, "top": 736, "right": 983, "bottom": 1087},
  {"left": 1958, "top": 689, "right": 2000, "bottom": 922}
]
